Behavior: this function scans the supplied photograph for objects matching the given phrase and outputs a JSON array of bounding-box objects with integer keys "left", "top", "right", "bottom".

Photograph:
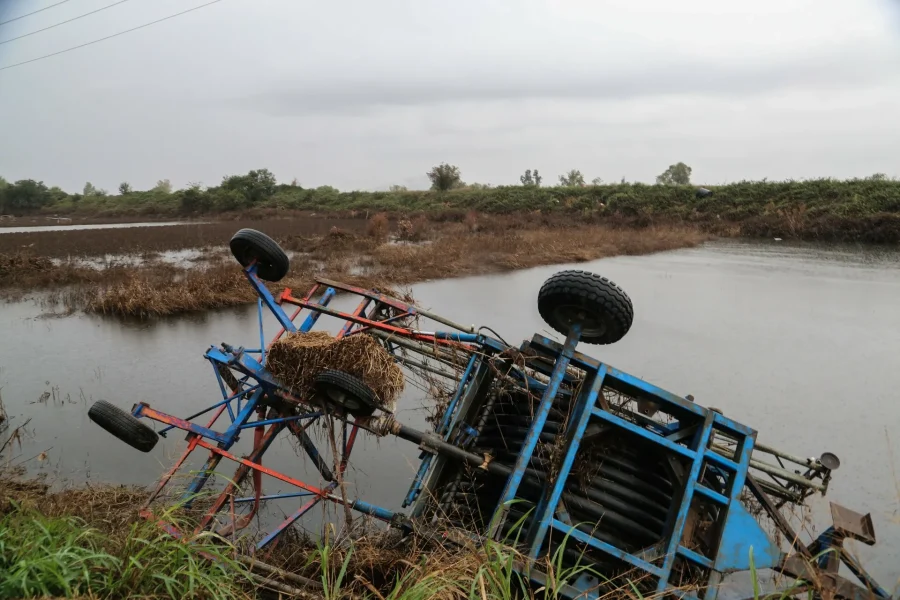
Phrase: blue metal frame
[
  {"left": 445, "top": 328, "right": 784, "bottom": 600},
  {"left": 120, "top": 258, "right": 891, "bottom": 600},
  {"left": 403, "top": 352, "right": 479, "bottom": 508}
]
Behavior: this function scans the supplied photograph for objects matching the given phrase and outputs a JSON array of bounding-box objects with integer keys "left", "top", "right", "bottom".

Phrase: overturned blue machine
[{"left": 89, "top": 228, "right": 894, "bottom": 600}]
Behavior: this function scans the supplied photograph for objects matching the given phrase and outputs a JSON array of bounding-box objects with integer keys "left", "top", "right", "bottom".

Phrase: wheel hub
[
  {"left": 551, "top": 304, "right": 609, "bottom": 337},
  {"left": 325, "top": 386, "right": 362, "bottom": 411}
]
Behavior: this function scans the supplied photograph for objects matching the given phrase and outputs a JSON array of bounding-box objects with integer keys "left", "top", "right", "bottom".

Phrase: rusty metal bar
[
  {"left": 711, "top": 442, "right": 827, "bottom": 492},
  {"left": 368, "top": 329, "right": 471, "bottom": 366},
  {"left": 316, "top": 277, "right": 476, "bottom": 333}
]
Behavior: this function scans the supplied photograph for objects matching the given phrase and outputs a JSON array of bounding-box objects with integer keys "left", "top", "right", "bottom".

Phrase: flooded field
[
  {"left": 0, "top": 221, "right": 201, "bottom": 234},
  {"left": 2, "top": 239, "right": 899, "bottom": 586}
]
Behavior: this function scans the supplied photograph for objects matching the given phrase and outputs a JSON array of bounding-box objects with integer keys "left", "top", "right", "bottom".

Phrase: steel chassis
[{"left": 130, "top": 261, "right": 894, "bottom": 600}]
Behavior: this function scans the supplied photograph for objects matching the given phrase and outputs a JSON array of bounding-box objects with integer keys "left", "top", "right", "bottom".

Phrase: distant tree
[
  {"left": 426, "top": 163, "right": 463, "bottom": 192},
  {"left": 153, "top": 179, "right": 173, "bottom": 194},
  {"left": 867, "top": 173, "right": 888, "bottom": 181},
  {"left": 520, "top": 169, "right": 542, "bottom": 187},
  {"left": 1, "top": 179, "right": 51, "bottom": 213},
  {"left": 558, "top": 169, "right": 585, "bottom": 187},
  {"left": 180, "top": 183, "right": 209, "bottom": 213},
  {"left": 0, "top": 176, "right": 8, "bottom": 190},
  {"left": 290, "top": 178, "right": 301, "bottom": 187},
  {"left": 221, "top": 169, "right": 277, "bottom": 204},
  {"left": 656, "top": 162, "right": 692, "bottom": 185},
  {"left": 47, "top": 186, "right": 67, "bottom": 204},
  {"left": 620, "top": 176, "right": 626, "bottom": 184},
  {"left": 468, "top": 182, "right": 491, "bottom": 190},
  {"left": 118, "top": 182, "right": 132, "bottom": 195},
  {"left": 591, "top": 177, "right": 603, "bottom": 185},
  {"left": 83, "top": 182, "right": 98, "bottom": 196},
  {"left": 389, "top": 184, "right": 408, "bottom": 192}
]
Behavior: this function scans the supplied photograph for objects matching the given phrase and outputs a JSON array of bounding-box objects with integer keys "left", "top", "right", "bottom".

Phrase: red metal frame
[{"left": 140, "top": 276, "right": 438, "bottom": 547}]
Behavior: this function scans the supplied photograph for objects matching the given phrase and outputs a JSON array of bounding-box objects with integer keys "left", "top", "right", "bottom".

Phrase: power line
[
  {"left": 0, "top": 0, "right": 77, "bottom": 27},
  {"left": 0, "top": 0, "right": 134, "bottom": 46},
  {"left": 0, "top": 0, "right": 223, "bottom": 72}
]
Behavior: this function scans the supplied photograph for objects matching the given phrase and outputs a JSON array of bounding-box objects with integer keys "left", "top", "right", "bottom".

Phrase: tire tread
[
  {"left": 537, "top": 270, "right": 633, "bottom": 344},
  {"left": 87, "top": 400, "right": 158, "bottom": 453}
]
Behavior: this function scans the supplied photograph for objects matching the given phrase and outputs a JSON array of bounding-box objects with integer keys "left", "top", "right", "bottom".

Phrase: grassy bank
[
  {"left": 0, "top": 470, "right": 674, "bottom": 600},
  {"left": 0, "top": 436, "right": 861, "bottom": 600},
  {"left": 4, "top": 176, "right": 900, "bottom": 243},
  {"left": 0, "top": 217, "right": 707, "bottom": 318}
]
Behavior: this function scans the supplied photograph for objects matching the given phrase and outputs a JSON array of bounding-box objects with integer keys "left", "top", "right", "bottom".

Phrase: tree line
[
  {"left": 423, "top": 162, "right": 694, "bottom": 191},
  {"left": 1, "top": 163, "right": 894, "bottom": 216}
]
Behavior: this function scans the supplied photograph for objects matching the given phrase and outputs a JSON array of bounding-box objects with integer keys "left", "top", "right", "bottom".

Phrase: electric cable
[
  {"left": 0, "top": 0, "right": 134, "bottom": 46},
  {"left": 0, "top": 0, "right": 76, "bottom": 27},
  {"left": 0, "top": 0, "right": 223, "bottom": 72}
]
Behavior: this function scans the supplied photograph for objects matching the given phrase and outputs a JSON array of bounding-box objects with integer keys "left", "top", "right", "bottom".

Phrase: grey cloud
[
  {"left": 237, "top": 42, "right": 899, "bottom": 115},
  {"left": 1, "top": 0, "right": 899, "bottom": 191}
]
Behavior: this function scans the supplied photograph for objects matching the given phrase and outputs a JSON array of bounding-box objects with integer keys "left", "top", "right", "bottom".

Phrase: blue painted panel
[{"left": 714, "top": 502, "right": 780, "bottom": 572}]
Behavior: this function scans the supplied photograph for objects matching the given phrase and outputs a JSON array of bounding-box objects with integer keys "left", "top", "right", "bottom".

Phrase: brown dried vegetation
[{"left": 1, "top": 214, "right": 707, "bottom": 319}]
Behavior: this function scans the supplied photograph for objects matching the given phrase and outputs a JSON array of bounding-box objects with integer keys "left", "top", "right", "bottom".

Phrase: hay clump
[{"left": 267, "top": 331, "right": 404, "bottom": 408}]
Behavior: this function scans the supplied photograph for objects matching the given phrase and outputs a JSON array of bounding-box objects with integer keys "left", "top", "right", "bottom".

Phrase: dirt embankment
[{"left": 0, "top": 214, "right": 707, "bottom": 319}]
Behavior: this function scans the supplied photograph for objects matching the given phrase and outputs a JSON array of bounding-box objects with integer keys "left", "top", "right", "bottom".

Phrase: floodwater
[
  {"left": 2, "top": 240, "right": 899, "bottom": 589},
  {"left": 0, "top": 221, "right": 199, "bottom": 234}
]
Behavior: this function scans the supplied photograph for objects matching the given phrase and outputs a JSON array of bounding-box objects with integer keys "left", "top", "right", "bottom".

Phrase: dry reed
[
  {"left": 4, "top": 218, "right": 708, "bottom": 318},
  {"left": 266, "top": 331, "right": 404, "bottom": 408}
]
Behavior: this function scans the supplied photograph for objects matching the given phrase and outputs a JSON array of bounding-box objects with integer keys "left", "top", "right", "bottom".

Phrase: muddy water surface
[{"left": 2, "top": 239, "right": 899, "bottom": 587}]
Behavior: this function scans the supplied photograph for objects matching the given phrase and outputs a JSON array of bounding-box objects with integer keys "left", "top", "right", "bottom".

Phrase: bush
[
  {"left": 605, "top": 192, "right": 642, "bottom": 217},
  {"left": 366, "top": 213, "right": 389, "bottom": 240}
]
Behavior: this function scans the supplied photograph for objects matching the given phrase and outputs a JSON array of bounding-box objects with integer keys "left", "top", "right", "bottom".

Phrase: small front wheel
[
  {"left": 229, "top": 228, "right": 290, "bottom": 282},
  {"left": 537, "top": 270, "right": 634, "bottom": 345},
  {"left": 313, "top": 370, "right": 378, "bottom": 417},
  {"left": 88, "top": 400, "right": 159, "bottom": 453}
]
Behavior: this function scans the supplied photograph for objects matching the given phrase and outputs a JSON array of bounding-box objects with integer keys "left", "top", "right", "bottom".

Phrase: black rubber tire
[
  {"left": 87, "top": 400, "right": 158, "bottom": 453},
  {"left": 314, "top": 370, "right": 378, "bottom": 417},
  {"left": 537, "top": 270, "right": 633, "bottom": 345},
  {"left": 229, "top": 228, "right": 289, "bottom": 282}
]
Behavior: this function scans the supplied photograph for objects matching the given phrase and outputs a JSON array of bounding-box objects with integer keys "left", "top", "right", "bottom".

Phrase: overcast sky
[{"left": 1, "top": 0, "right": 899, "bottom": 192}]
